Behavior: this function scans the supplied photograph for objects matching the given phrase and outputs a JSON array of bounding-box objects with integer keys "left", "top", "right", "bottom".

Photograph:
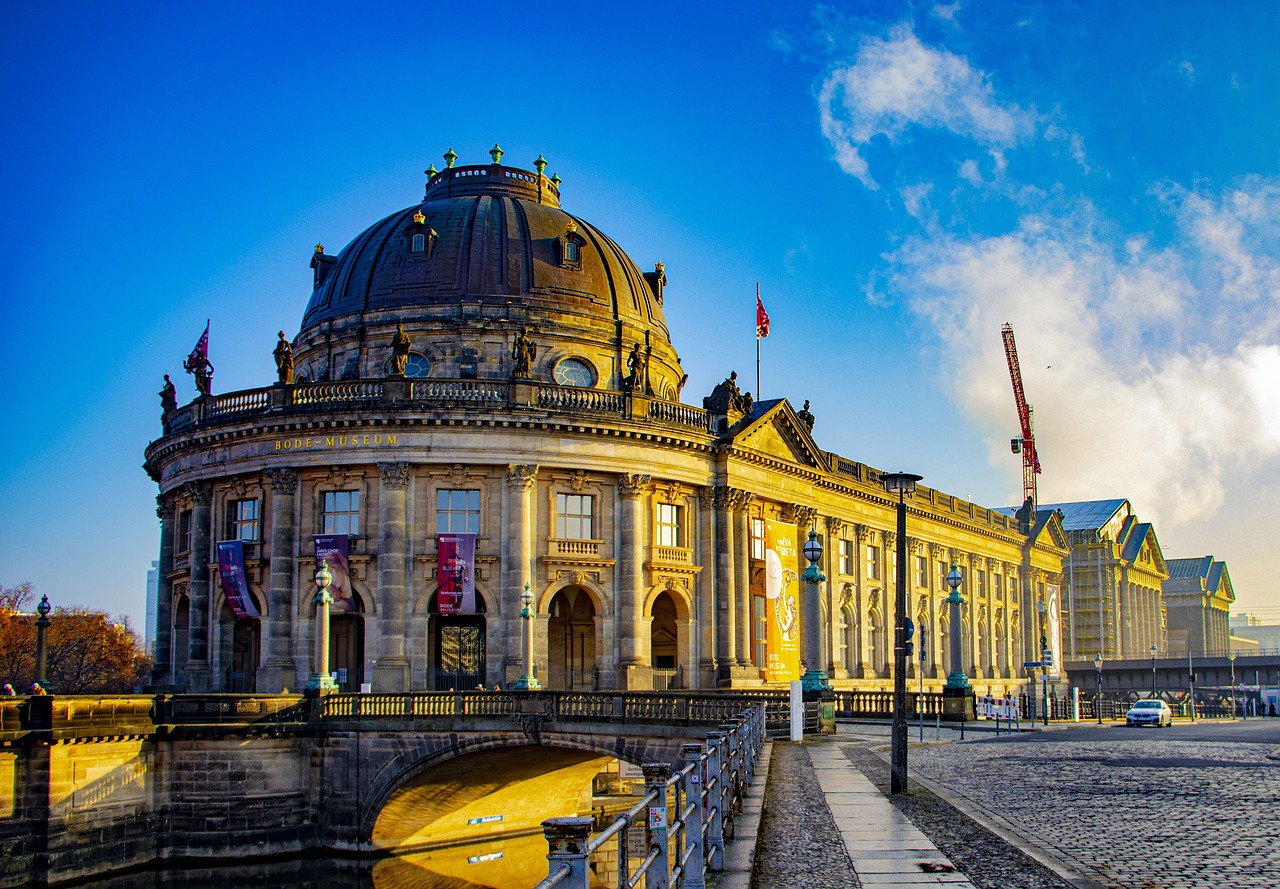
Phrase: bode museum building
[{"left": 144, "top": 147, "right": 1071, "bottom": 696}]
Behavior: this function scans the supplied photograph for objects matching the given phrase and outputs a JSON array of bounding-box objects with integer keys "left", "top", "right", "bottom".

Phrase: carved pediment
[{"left": 728, "top": 402, "right": 829, "bottom": 470}]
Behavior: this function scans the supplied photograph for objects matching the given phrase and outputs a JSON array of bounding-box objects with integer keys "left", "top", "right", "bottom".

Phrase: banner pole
[{"left": 755, "top": 284, "right": 761, "bottom": 399}]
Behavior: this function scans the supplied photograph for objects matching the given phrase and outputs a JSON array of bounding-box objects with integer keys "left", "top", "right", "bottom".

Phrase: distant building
[
  {"left": 1163, "top": 556, "right": 1234, "bottom": 657},
  {"left": 145, "top": 560, "right": 158, "bottom": 654},
  {"left": 1229, "top": 612, "right": 1280, "bottom": 654}
]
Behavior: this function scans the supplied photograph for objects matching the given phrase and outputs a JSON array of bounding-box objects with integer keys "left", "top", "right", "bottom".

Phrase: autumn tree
[{"left": 0, "top": 582, "right": 152, "bottom": 694}]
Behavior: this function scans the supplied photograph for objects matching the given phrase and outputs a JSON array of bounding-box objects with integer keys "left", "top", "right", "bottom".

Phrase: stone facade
[{"left": 144, "top": 152, "right": 1071, "bottom": 698}]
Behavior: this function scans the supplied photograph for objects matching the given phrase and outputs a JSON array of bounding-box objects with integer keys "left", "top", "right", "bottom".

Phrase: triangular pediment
[{"left": 726, "top": 400, "right": 829, "bottom": 470}]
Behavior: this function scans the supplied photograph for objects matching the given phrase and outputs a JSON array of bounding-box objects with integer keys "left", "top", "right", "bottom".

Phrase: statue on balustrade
[
  {"left": 273, "top": 331, "right": 295, "bottom": 385},
  {"left": 797, "top": 399, "right": 815, "bottom": 432},
  {"left": 704, "top": 370, "right": 751, "bottom": 415},
  {"left": 159, "top": 374, "right": 177, "bottom": 414},
  {"left": 512, "top": 327, "right": 536, "bottom": 379},
  {"left": 388, "top": 323, "right": 411, "bottom": 377}
]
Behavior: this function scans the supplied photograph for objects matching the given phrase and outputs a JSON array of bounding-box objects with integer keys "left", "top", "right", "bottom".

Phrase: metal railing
[{"left": 533, "top": 703, "right": 764, "bottom": 889}]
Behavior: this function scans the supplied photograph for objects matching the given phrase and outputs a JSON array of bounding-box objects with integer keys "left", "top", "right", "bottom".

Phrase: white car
[{"left": 1126, "top": 699, "right": 1173, "bottom": 727}]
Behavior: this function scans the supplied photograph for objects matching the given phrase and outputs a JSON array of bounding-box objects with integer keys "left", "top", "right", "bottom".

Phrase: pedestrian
[
  {"left": 31, "top": 683, "right": 47, "bottom": 696},
  {"left": 2, "top": 684, "right": 14, "bottom": 696}
]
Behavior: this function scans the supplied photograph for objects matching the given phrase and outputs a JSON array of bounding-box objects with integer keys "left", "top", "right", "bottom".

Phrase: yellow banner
[{"left": 764, "top": 519, "right": 801, "bottom": 682}]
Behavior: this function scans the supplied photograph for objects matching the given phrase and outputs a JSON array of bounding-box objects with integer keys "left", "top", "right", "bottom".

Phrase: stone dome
[{"left": 294, "top": 149, "right": 683, "bottom": 398}]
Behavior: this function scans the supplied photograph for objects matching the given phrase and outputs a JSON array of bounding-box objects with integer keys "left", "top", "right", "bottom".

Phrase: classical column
[
  {"left": 712, "top": 486, "right": 736, "bottom": 683},
  {"left": 824, "top": 517, "right": 844, "bottom": 676},
  {"left": 856, "top": 525, "right": 877, "bottom": 678},
  {"left": 263, "top": 467, "right": 298, "bottom": 692},
  {"left": 374, "top": 461, "right": 411, "bottom": 691},
  {"left": 151, "top": 493, "right": 177, "bottom": 688},
  {"left": 733, "top": 494, "right": 755, "bottom": 670},
  {"left": 697, "top": 488, "right": 717, "bottom": 684},
  {"left": 616, "top": 473, "right": 651, "bottom": 688},
  {"left": 504, "top": 464, "right": 538, "bottom": 682},
  {"left": 185, "top": 481, "right": 213, "bottom": 692}
]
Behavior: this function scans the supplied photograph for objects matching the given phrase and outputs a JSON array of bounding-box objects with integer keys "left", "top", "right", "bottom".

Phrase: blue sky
[{"left": 3, "top": 2, "right": 1278, "bottom": 631}]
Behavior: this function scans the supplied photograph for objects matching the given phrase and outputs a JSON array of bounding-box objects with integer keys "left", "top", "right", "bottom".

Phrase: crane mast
[{"left": 1001, "top": 322, "right": 1041, "bottom": 510}]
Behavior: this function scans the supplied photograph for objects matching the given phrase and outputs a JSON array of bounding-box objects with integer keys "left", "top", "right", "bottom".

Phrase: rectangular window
[
  {"left": 178, "top": 509, "right": 192, "bottom": 554},
  {"left": 227, "top": 499, "right": 259, "bottom": 542},
  {"left": 917, "top": 555, "right": 928, "bottom": 588},
  {"left": 436, "top": 489, "right": 480, "bottom": 534},
  {"left": 555, "top": 493, "right": 594, "bottom": 539},
  {"left": 867, "top": 544, "right": 880, "bottom": 581},
  {"left": 655, "top": 503, "right": 683, "bottom": 547},
  {"left": 322, "top": 490, "right": 361, "bottom": 536},
  {"left": 750, "top": 517, "right": 765, "bottom": 560},
  {"left": 838, "top": 539, "right": 853, "bottom": 575},
  {"left": 976, "top": 570, "right": 986, "bottom": 597},
  {"left": 752, "top": 593, "right": 767, "bottom": 669}
]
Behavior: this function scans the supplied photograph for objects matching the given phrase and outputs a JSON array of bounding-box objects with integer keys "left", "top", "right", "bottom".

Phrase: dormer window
[
  {"left": 407, "top": 211, "right": 436, "bottom": 260},
  {"left": 558, "top": 221, "right": 586, "bottom": 270}
]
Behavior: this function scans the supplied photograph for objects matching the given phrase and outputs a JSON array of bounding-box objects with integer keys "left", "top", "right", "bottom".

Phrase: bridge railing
[{"left": 533, "top": 703, "right": 765, "bottom": 889}]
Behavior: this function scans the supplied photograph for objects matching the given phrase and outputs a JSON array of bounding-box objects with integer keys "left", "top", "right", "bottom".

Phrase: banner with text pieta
[{"left": 764, "top": 519, "right": 801, "bottom": 682}]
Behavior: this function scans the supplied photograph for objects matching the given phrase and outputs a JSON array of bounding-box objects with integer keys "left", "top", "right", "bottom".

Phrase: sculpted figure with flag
[{"left": 183, "top": 321, "right": 215, "bottom": 396}]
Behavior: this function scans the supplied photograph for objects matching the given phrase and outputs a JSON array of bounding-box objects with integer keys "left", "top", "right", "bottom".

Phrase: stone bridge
[{"left": 0, "top": 690, "right": 784, "bottom": 888}]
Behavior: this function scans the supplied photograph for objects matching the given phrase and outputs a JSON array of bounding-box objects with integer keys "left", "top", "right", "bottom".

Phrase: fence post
[
  {"left": 682, "top": 743, "right": 706, "bottom": 889},
  {"left": 643, "top": 762, "right": 672, "bottom": 889},
  {"left": 541, "top": 817, "right": 593, "bottom": 889},
  {"left": 719, "top": 723, "right": 740, "bottom": 820},
  {"left": 705, "top": 731, "right": 725, "bottom": 871}
]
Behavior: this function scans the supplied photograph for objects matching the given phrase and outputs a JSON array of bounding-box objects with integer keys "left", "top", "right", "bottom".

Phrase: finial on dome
[
  {"left": 425, "top": 163, "right": 438, "bottom": 178},
  {"left": 534, "top": 155, "right": 548, "bottom": 175},
  {"left": 550, "top": 173, "right": 562, "bottom": 186},
  {"left": 314, "top": 243, "right": 325, "bottom": 254},
  {"left": 655, "top": 261, "right": 664, "bottom": 273},
  {"left": 489, "top": 143, "right": 504, "bottom": 164},
  {"left": 566, "top": 221, "right": 578, "bottom": 234},
  {"left": 413, "top": 210, "right": 426, "bottom": 224},
  {"left": 443, "top": 148, "right": 458, "bottom": 168}
]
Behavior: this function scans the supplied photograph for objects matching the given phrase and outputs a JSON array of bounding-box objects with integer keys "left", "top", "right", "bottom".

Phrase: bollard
[
  {"left": 642, "top": 762, "right": 671, "bottom": 889},
  {"left": 934, "top": 713, "right": 941, "bottom": 741},
  {"left": 540, "top": 817, "right": 593, "bottom": 889},
  {"left": 681, "top": 743, "right": 706, "bottom": 889},
  {"left": 705, "top": 731, "right": 725, "bottom": 871}
]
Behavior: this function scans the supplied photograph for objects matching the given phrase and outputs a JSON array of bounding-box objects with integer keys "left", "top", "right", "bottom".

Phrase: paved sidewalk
[{"left": 808, "top": 742, "right": 975, "bottom": 887}]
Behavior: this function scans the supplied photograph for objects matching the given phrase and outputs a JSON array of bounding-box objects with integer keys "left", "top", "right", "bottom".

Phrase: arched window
[{"left": 412, "top": 233, "right": 425, "bottom": 253}]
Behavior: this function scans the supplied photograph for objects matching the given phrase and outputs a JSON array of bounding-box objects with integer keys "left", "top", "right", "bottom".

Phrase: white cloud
[
  {"left": 818, "top": 24, "right": 1033, "bottom": 188},
  {"left": 931, "top": 2, "right": 962, "bottom": 22},
  {"left": 889, "top": 181, "right": 1280, "bottom": 533}
]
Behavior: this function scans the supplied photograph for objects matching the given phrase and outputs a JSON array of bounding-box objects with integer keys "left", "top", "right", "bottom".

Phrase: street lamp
[
  {"left": 1150, "top": 643, "right": 1158, "bottom": 699},
  {"left": 800, "top": 530, "right": 830, "bottom": 693},
  {"left": 1036, "top": 599, "right": 1049, "bottom": 723},
  {"left": 305, "top": 560, "right": 338, "bottom": 695},
  {"left": 34, "top": 595, "right": 52, "bottom": 693},
  {"left": 514, "top": 584, "right": 541, "bottom": 690},
  {"left": 1228, "top": 653, "right": 1237, "bottom": 719},
  {"left": 943, "top": 564, "right": 970, "bottom": 696},
  {"left": 882, "top": 470, "right": 922, "bottom": 796},
  {"left": 1094, "top": 653, "right": 1103, "bottom": 724}
]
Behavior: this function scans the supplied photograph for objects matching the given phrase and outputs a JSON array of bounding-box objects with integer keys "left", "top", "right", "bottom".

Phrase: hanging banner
[
  {"left": 437, "top": 533, "right": 477, "bottom": 614},
  {"left": 763, "top": 519, "right": 801, "bottom": 682},
  {"left": 314, "top": 534, "right": 357, "bottom": 613},
  {"left": 1045, "top": 583, "right": 1063, "bottom": 681},
  {"left": 216, "top": 540, "right": 261, "bottom": 619}
]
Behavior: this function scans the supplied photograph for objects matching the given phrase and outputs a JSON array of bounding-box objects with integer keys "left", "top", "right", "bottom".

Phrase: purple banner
[
  {"left": 216, "top": 540, "right": 261, "bottom": 619},
  {"left": 314, "top": 534, "right": 357, "bottom": 614},
  {"left": 437, "top": 533, "right": 476, "bottom": 614}
]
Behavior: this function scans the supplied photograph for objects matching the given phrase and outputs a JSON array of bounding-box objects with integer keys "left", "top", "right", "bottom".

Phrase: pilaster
[
  {"left": 262, "top": 467, "right": 298, "bottom": 692},
  {"left": 185, "top": 481, "right": 213, "bottom": 692},
  {"left": 616, "top": 473, "right": 651, "bottom": 689},
  {"left": 374, "top": 461, "right": 411, "bottom": 691}
]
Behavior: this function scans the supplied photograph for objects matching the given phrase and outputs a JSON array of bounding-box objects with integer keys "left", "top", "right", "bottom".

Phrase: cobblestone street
[{"left": 908, "top": 737, "right": 1280, "bottom": 888}]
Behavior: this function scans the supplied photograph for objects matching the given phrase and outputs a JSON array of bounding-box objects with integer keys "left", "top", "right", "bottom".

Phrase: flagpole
[{"left": 755, "top": 283, "right": 761, "bottom": 399}]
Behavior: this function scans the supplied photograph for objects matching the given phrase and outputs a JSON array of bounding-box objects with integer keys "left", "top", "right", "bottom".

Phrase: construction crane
[{"left": 1001, "top": 322, "right": 1041, "bottom": 511}]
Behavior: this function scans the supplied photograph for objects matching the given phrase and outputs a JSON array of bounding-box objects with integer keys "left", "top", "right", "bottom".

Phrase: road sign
[{"left": 1023, "top": 661, "right": 1042, "bottom": 669}]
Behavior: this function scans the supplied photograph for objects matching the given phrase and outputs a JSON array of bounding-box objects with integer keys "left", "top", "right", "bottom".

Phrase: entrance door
[
  {"left": 330, "top": 615, "right": 365, "bottom": 692},
  {"left": 434, "top": 619, "right": 486, "bottom": 690},
  {"left": 228, "top": 619, "right": 259, "bottom": 692}
]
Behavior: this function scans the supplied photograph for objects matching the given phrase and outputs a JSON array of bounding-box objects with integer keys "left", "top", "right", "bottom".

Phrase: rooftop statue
[
  {"left": 388, "top": 323, "right": 411, "bottom": 377},
  {"left": 274, "top": 331, "right": 295, "bottom": 385},
  {"left": 159, "top": 374, "right": 177, "bottom": 414},
  {"left": 512, "top": 327, "right": 536, "bottom": 379}
]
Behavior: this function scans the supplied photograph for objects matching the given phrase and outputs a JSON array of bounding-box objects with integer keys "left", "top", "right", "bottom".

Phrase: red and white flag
[
  {"left": 183, "top": 321, "right": 210, "bottom": 374},
  {"left": 755, "top": 288, "right": 770, "bottom": 339}
]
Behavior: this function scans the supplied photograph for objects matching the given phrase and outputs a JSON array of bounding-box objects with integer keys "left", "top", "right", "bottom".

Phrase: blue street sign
[{"left": 1023, "top": 661, "right": 1043, "bottom": 669}]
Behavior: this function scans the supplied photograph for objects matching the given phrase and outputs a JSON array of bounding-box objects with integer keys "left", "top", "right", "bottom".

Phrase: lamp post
[
  {"left": 882, "top": 471, "right": 921, "bottom": 796},
  {"left": 800, "top": 530, "right": 829, "bottom": 693},
  {"left": 514, "top": 584, "right": 541, "bottom": 690},
  {"left": 1188, "top": 649, "right": 1196, "bottom": 722},
  {"left": 1036, "top": 599, "right": 1049, "bottom": 723},
  {"left": 1228, "top": 653, "right": 1237, "bottom": 719},
  {"left": 1094, "top": 653, "right": 1103, "bottom": 724},
  {"left": 306, "top": 560, "right": 338, "bottom": 695},
  {"left": 1150, "top": 643, "right": 1158, "bottom": 699},
  {"left": 34, "top": 595, "right": 52, "bottom": 692}
]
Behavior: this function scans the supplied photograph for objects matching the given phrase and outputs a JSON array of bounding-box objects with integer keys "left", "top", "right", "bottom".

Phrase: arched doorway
[
  {"left": 650, "top": 591, "right": 678, "bottom": 689},
  {"left": 869, "top": 607, "right": 887, "bottom": 678},
  {"left": 428, "top": 591, "right": 486, "bottom": 691},
  {"left": 330, "top": 588, "right": 366, "bottom": 693},
  {"left": 217, "top": 599, "right": 260, "bottom": 693},
  {"left": 547, "top": 587, "right": 596, "bottom": 690}
]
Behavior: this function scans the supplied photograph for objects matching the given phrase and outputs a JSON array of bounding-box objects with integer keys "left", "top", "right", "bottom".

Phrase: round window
[
  {"left": 404, "top": 353, "right": 430, "bottom": 379},
  {"left": 554, "top": 358, "right": 596, "bottom": 388}
]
